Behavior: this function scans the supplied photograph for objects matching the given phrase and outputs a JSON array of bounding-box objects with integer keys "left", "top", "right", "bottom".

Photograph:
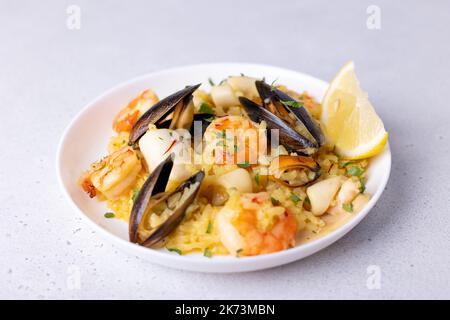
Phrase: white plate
[{"left": 56, "top": 63, "right": 391, "bottom": 273}]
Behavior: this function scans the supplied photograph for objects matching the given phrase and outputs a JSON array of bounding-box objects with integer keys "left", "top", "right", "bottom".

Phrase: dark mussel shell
[
  {"left": 141, "top": 170, "right": 204, "bottom": 248},
  {"left": 160, "top": 112, "right": 213, "bottom": 136},
  {"left": 129, "top": 154, "right": 205, "bottom": 247},
  {"left": 129, "top": 84, "right": 201, "bottom": 145},
  {"left": 129, "top": 155, "right": 174, "bottom": 243},
  {"left": 190, "top": 113, "right": 215, "bottom": 137},
  {"left": 239, "top": 97, "right": 318, "bottom": 155},
  {"left": 255, "top": 80, "right": 325, "bottom": 146}
]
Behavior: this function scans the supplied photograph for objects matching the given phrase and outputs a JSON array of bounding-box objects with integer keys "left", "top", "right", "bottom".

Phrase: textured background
[{"left": 1, "top": 0, "right": 449, "bottom": 299}]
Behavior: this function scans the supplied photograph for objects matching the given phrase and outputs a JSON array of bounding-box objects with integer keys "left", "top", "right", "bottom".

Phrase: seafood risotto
[{"left": 79, "top": 75, "right": 372, "bottom": 257}]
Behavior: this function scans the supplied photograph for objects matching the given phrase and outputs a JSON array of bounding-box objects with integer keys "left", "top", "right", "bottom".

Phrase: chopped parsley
[
  {"left": 270, "top": 78, "right": 278, "bottom": 91},
  {"left": 347, "top": 165, "right": 364, "bottom": 177},
  {"left": 343, "top": 161, "right": 354, "bottom": 167},
  {"left": 199, "top": 102, "right": 215, "bottom": 114},
  {"left": 203, "top": 248, "right": 212, "bottom": 258},
  {"left": 206, "top": 221, "right": 212, "bottom": 234},
  {"left": 168, "top": 248, "right": 182, "bottom": 255},
  {"left": 237, "top": 161, "right": 250, "bottom": 168},
  {"left": 281, "top": 100, "right": 303, "bottom": 108},
  {"left": 342, "top": 203, "right": 354, "bottom": 213},
  {"left": 104, "top": 212, "right": 115, "bottom": 218},
  {"left": 236, "top": 249, "right": 243, "bottom": 257},
  {"left": 208, "top": 78, "right": 215, "bottom": 86},
  {"left": 215, "top": 130, "right": 226, "bottom": 139},
  {"left": 254, "top": 172, "right": 260, "bottom": 186},
  {"left": 359, "top": 177, "right": 366, "bottom": 193},
  {"left": 131, "top": 187, "right": 140, "bottom": 203},
  {"left": 271, "top": 197, "right": 280, "bottom": 206},
  {"left": 131, "top": 142, "right": 139, "bottom": 150},
  {"left": 290, "top": 192, "right": 301, "bottom": 204}
]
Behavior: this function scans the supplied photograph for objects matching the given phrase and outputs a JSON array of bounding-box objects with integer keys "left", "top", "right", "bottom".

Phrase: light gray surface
[{"left": 1, "top": 0, "right": 449, "bottom": 299}]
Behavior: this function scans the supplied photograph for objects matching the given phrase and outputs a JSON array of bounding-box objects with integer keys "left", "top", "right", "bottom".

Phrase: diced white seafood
[
  {"left": 139, "top": 128, "right": 192, "bottom": 181},
  {"left": 216, "top": 207, "right": 246, "bottom": 255},
  {"left": 210, "top": 83, "right": 240, "bottom": 109},
  {"left": 226, "top": 76, "right": 259, "bottom": 99},
  {"left": 327, "top": 178, "right": 363, "bottom": 215},
  {"left": 306, "top": 176, "right": 342, "bottom": 216},
  {"left": 217, "top": 168, "right": 253, "bottom": 193},
  {"left": 351, "top": 194, "right": 370, "bottom": 212},
  {"left": 338, "top": 179, "right": 361, "bottom": 205}
]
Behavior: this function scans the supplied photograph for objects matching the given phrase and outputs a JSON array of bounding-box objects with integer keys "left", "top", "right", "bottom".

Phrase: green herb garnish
[
  {"left": 254, "top": 172, "right": 260, "bottom": 186},
  {"left": 204, "top": 116, "right": 215, "bottom": 122},
  {"left": 104, "top": 212, "right": 115, "bottom": 218},
  {"left": 343, "top": 161, "right": 354, "bottom": 167},
  {"left": 236, "top": 249, "right": 243, "bottom": 257},
  {"left": 347, "top": 166, "right": 364, "bottom": 177},
  {"left": 203, "top": 248, "right": 212, "bottom": 258},
  {"left": 199, "top": 102, "right": 214, "bottom": 114},
  {"left": 168, "top": 248, "right": 182, "bottom": 255},
  {"left": 281, "top": 100, "right": 303, "bottom": 108},
  {"left": 359, "top": 177, "right": 366, "bottom": 193},
  {"left": 342, "top": 203, "right": 354, "bottom": 213},
  {"left": 237, "top": 161, "right": 250, "bottom": 168},
  {"left": 131, "top": 142, "right": 139, "bottom": 150},
  {"left": 271, "top": 197, "right": 280, "bottom": 206},
  {"left": 290, "top": 192, "right": 301, "bottom": 204},
  {"left": 215, "top": 129, "right": 226, "bottom": 139},
  {"left": 206, "top": 221, "right": 212, "bottom": 234},
  {"left": 270, "top": 78, "right": 278, "bottom": 91},
  {"left": 131, "top": 187, "right": 140, "bottom": 203},
  {"left": 208, "top": 78, "right": 215, "bottom": 86}
]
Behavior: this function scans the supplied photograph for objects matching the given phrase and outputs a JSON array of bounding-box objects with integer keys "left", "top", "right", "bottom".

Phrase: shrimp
[
  {"left": 113, "top": 89, "right": 159, "bottom": 133},
  {"left": 79, "top": 146, "right": 142, "bottom": 200},
  {"left": 203, "top": 115, "right": 267, "bottom": 165},
  {"left": 217, "top": 192, "right": 297, "bottom": 256}
]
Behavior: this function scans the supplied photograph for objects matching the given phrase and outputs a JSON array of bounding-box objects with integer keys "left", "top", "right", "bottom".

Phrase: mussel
[
  {"left": 239, "top": 96, "right": 317, "bottom": 155},
  {"left": 255, "top": 80, "right": 324, "bottom": 146},
  {"left": 129, "top": 154, "right": 205, "bottom": 247},
  {"left": 129, "top": 84, "right": 201, "bottom": 145},
  {"left": 269, "top": 155, "right": 320, "bottom": 187},
  {"left": 190, "top": 113, "right": 215, "bottom": 137}
]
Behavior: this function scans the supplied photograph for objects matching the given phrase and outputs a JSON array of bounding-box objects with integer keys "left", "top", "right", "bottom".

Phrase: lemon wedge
[{"left": 321, "top": 61, "right": 388, "bottom": 159}]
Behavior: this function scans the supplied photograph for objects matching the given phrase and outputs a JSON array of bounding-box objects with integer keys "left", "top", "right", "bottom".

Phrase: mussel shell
[
  {"left": 269, "top": 155, "right": 321, "bottom": 187},
  {"left": 255, "top": 80, "right": 325, "bottom": 146},
  {"left": 239, "top": 97, "right": 317, "bottom": 155},
  {"left": 129, "top": 84, "right": 201, "bottom": 145},
  {"left": 141, "top": 170, "right": 204, "bottom": 247},
  {"left": 129, "top": 153, "right": 205, "bottom": 247},
  {"left": 190, "top": 113, "right": 215, "bottom": 137},
  {"left": 129, "top": 155, "right": 174, "bottom": 243}
]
